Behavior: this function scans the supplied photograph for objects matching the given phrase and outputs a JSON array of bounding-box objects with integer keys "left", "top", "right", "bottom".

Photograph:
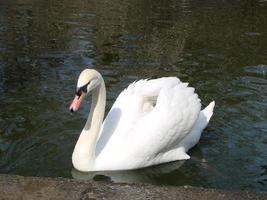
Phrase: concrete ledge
[{"left": 0, "top": 174, "right": 266, "bottom": 200}]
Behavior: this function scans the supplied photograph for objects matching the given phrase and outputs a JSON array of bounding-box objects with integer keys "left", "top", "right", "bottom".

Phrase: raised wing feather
[
  {"left": 96, "top": 77, "right": 201, "bottom": 169},
  {"left": 128, "top": 82, "right": 201, "bottom": 158}
]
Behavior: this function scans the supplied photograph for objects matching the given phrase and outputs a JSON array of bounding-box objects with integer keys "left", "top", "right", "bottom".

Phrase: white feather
[{"left": 92, "top": 77, "right": 215, "bottom": 170}]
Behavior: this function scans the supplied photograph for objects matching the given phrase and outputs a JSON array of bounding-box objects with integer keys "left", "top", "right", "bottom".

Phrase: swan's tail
[
  {"left": 202, "top": 101, "right": 215, "bottom": 123},
  {"left": 194, "top": 101, "right": 215, "bottom": 131}
]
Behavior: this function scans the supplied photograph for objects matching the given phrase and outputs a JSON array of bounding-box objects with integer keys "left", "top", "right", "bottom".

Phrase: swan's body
[{"left": 70, "top": 69, "right": 215, "bottom": 172}]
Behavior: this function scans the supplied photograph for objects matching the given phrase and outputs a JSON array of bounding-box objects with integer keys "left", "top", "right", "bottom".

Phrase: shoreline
[{"left": 0, "top": 174, "right": 266, "bottom": 200}]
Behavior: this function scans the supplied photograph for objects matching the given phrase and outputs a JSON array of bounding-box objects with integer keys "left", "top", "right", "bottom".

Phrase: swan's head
[{"left": 69, "top": 69, "right": 102, "bottom": 112}]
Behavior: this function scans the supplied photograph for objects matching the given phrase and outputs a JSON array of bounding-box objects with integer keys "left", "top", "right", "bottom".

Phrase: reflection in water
[
  {"left": 0, "top": 0, "right": 267, "bottom": 192},
  {"left": 72, "top": 161, "right": 185, "bottom": 184}
]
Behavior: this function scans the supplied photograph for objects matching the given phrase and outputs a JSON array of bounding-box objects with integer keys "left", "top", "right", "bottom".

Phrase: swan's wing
[
  {"left": 95, "top": 78, "right": 201, "bottom": 169},
  {"left": 128, "top": 81, "right": 201, "bottom": 158}
]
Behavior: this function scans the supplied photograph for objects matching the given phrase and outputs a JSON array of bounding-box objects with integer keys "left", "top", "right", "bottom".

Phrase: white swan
[{"left": 69, "top": 69, "right": 215, "bottom": 172}]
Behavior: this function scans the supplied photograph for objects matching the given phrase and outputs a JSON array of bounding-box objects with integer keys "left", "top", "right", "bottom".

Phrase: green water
[{"left": 0, "top": 0, "right": 266, "bottom": 191}]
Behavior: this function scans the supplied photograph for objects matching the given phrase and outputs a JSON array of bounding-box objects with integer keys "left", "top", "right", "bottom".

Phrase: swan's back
[{"left": 95, "top": 77, "right": 207, "bottom": 170}]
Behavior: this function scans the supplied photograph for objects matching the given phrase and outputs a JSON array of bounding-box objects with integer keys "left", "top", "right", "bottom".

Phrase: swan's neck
[{"left": 72, "top": 79, "right": 106, "bottom": 171}]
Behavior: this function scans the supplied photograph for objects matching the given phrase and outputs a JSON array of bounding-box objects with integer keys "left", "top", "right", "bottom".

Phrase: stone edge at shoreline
[{"left": 0, "top": 174, "right": 266, "bottom": 200}]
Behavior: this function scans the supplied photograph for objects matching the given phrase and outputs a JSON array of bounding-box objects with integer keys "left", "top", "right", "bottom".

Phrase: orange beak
[{"left": 69, "top": 93, "right": 85, "bottom": 112}]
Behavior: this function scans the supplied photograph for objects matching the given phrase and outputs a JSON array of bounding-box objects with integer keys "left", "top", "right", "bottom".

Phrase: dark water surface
[{"left": 0, "top": 0, "right": 267, "bottom": 191}]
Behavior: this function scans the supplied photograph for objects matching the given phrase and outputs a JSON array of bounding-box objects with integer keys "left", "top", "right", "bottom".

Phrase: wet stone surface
[{"left": 0, "top": 174, "right": 266, "bottom": 200}]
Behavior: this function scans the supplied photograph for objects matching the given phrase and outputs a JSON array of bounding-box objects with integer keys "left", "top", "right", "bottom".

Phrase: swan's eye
[
  {"left": 81, "top": 84, "right": 88, "bottom": 93},
  {"left": 76, "top": 82, "right": 90, "bottom": 96}
]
